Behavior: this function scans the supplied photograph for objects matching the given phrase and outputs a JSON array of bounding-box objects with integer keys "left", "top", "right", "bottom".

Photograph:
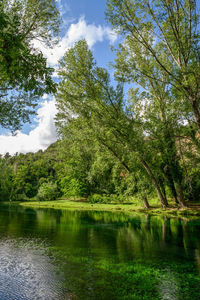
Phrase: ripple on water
[{"left": 0, "top": 238, "right": 68, "bottom": 300}]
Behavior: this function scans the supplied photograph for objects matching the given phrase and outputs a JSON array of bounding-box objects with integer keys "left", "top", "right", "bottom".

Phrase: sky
[{"left": 0, "top": 0, "right": 117, "bottom": 155}]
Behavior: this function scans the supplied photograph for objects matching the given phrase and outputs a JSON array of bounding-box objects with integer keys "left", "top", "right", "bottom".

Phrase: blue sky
[{"left": 0, "top": 0, "right": 118, "bottom": 155}]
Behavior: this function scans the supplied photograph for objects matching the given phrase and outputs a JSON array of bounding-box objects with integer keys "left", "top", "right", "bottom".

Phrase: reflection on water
[
  {"left": 0, "top": 238, "right": 65, "bottom": 300},
  {"left": 0, "top": 204, "right": 199, "bottom": 299}
]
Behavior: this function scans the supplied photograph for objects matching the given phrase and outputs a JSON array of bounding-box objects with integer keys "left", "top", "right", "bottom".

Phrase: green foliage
[
  {"left": 106, "top": 0, "right": 200, "bottom": 125},
  {"left": 37, "top": 181, "right": 58, "bottom": 201},
  {"left": 13, "top": 159, "right": 50, "bottom": 198},
  {"left": 0, "top": 146, "right": 59, "bottom": 201},
  {"left": 60, "top": 176, "right": 86, "bottom": 198},
  {"left": 0, "top": 158, "right": 14, "bottom": 201},
  {"left": 88, "top": 194, "right": 106, "bottom": 204},
  {"left": 1, "top": 1, "right": 200, "bottom": 209},
  {"left": 184, "top": 168, "right": 200, "bottom": 201},
  {"left": 55, "top": 40, "right": 170, "bottom": 208},
  {"left": 0, "top": 0, "right": 61, "bottom": 131},
  {"left": 105, "top": 0, "right": 200, "bottom": 206},
  {"left": 88, "top": 194, "right": 127, "bottom": 204}
]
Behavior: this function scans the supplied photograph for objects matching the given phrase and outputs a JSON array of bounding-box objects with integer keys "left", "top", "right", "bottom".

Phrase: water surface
[{"left": 0, "top": 204, "right": 199, "bottom": 299}]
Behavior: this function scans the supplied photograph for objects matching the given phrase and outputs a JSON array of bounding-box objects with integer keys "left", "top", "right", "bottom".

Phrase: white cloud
[
  {"left": 0, "top": 17, "right": 117, "bottom": 155},
  {"left": 67, "top": 17, "right": 117, "bottom": 47},
  {"left": 33, "top": 17, "right": 117, "bottom": 67},
  {"left": 0, "top": 99, "right": 57, "bottom": 155},
  {"left": 56, "top": 0, "right": 70, "bottom": 12}
]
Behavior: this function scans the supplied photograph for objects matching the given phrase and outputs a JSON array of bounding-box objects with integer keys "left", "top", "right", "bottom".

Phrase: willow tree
[
  {"left": 0, "top": 0, "right": 61, "bottom": 131},
  {"left": 56, "top": 40, "right": 168, "bottom": 208}
]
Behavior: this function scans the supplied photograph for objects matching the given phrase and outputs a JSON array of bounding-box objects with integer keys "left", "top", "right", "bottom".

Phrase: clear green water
[{"left": 0, "top": 204, "right": 199, "bottom": 300}]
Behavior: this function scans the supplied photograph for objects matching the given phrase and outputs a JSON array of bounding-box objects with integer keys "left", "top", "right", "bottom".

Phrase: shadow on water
[{"left": 0, "top": 203, "right": 199, "bottom": 299}]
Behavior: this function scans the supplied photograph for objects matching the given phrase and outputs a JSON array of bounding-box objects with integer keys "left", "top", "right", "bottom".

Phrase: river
[{"left": 0, "top": 203, "right": 199, "bottom": 299}]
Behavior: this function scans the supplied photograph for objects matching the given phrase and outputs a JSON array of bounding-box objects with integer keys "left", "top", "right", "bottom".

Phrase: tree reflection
[{"left": 0, "top": 204, "right": 199, "bottom": 299}]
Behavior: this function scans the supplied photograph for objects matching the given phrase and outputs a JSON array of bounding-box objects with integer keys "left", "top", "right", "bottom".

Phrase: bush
[
  {"left": 37, "top": 181, "right": 58, "bottom": 201},
  {"left": 60, "top": 176, "right": 87, "bottom": 198},
  {"left": 88, "top": 194, "right": 123, "bottom": 204},
  {"left": 10, "top": 193, "right": 28, "bottom": 201},
  {"left": 88, "top": 194, "right": 104, "bottom": 203}
]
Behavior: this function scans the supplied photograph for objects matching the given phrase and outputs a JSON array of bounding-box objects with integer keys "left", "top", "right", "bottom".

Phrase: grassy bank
[{"left": 19, "top": 199, "right": 200, "bottom": 218}]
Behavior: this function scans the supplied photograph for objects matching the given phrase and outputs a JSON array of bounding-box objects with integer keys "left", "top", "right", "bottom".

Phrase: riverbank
[{"left": 19, "top": 199, "right": 200, "bottom": 218}]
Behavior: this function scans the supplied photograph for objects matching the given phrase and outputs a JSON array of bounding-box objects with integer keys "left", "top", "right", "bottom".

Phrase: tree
[
  {"left": 0, "top": 155, "right": 14, "bottom": 201},
  {"left": 56, "top": 40, "right": 168, "bottom": 208},
  {"left": 113, "top": 42, "right": 187, "bottom": 206},
  {"left": 106, "top": 0, "right": 200, "bottom": 133},
  {"left": 0, "top": 0, "right": 61, "bottom": 131},
  {"left": 8, "top": 149, "right": 58, "bottom": 200},
  {"left": 105, "top": 0, "right": 200, "bottom": 206}
]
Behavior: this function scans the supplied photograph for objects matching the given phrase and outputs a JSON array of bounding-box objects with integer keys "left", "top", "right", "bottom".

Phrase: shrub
[
  {"left": 60, "top": 176, "right": 86, "bottom": 198},
  {"left": 88, "top": 194, "right": 121, "bottom": 204},
  {"left": 88, "top": 194, "right": 104, "bottom": 203},
  {"left": 37, "top": 181, "right": 58, "bottom": 201}
]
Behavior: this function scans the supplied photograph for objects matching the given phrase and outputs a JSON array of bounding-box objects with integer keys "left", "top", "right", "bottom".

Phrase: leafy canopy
[
  {"left": 106, "top": 0, "right": 200, "bottom": 132},
  {"left": 0, "top": 0, "right": 61, "bottom": 131}
]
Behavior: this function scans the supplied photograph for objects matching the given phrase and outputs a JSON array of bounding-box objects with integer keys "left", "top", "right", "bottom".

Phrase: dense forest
[{"left": 0, "top": 0, "right": 200, "bottom": 209}]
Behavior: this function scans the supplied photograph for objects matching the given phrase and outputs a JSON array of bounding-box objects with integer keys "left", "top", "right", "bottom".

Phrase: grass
[{"left": 18, "top": 198, "right": 200, "bottom": 218}]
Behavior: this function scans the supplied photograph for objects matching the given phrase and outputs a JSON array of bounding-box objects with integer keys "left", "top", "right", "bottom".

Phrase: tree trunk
[
  {"left": 140, "top": 159, "right": 168, "bottom": 209},
  {"left": 143, "top": 196, "right": 150, "bottom": 209},
  {"left": 176, "top": 183, "right": 187, "bottom": 208},
  {"left": 164, "top": 168, "right": 179, "bottom": 204},
  {"left": 160, "top": 179, "right": 168, "bottom": 204},
  {"left": 190, "top": 97, "right": 200, "bottom": 133}
]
